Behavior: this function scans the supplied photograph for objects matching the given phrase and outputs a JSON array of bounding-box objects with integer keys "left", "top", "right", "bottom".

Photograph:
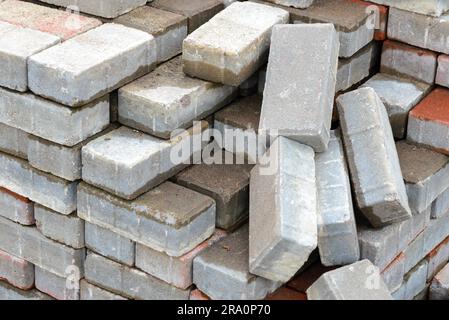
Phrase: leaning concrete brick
[
  {"left": 85, "top": 222, "right": 135, "bottom": 267},
  {"left": 173, "top": 156, "right": 252, "bottom": 231},
  {"left": 35, "top": 267, "right": 79, "bottom": 300},
  {"left": 0, "top": 216, "right": 84, "bottom": 278},
  {"left": 0, "top": 249, "right": 34, "bottom": 290},
  {"left": 151, "top": 0, "right": 224, "bottom": 32},
  {"left": 85, "top": 252, "right": 190, "bottom": 300},
  {"left": 0, "top": 281, "right": 52, "bottom": 300},
  {"left": 436, "top": 54, "right": 449, "bottom": 88},
  {"left": 381, "top": 253, "right": 406, "bottom": 293},
  {"left": 0, "top": 0, "right": 101, "bottom": 40},
  {"left": 28, "top": 23, "right": 156, "bottom": 107},
  {"left": 307, "top": 260, "right": 393, "bottom": 300},
  {"left": 259, "top": 24, "right": 338, "bottom": 152},
  {"left": 388, "top": 7, "right": 449, "bottom": 54},
  {"left": 114, "top": 6, "right": 187, "bottom": 63},
  {"left": 0, "top": 123, "right": 29, "bottom": 160},
  {"left": 0, "top": 21, "right": 60, "bottom": 92},
  {"left": 193, "top": 225, "right": 281, "bottom": 300},
  {"left": 407, "top": 87, "right": 449, "bottom": 155},
  {"left": 392, "top": 260, "right": 428, "bottom": 300},
  {"left": 430, "top": 262, "right": 449, "bottom": 300},
  {"left": 426, "top": 236, "right": 449, "bottom": 280},
  {"left": 370, "top": 0, "right": 449, "bottom": 17},
  {"left": 380, "top": 40, "right": 438, "bottom": 84},
  {"left": 361, "top": 73, "right": 431, "bottom": 138},
  {"left": 0, "top": 152, "right": 77, "bottom": 215},
  {"left": 249, "top": 137, "right": 317, "bottom": 282},
  {"left": 0, "top": 88, "right": 109, "bottom": 147},
  {"left": 80, "top": 280, "right": 127, "bottom": 300},
  {"left": 432, "top": 187, "right": 449, "bottom": 219},
  {"left": 0, "top": 187, "right": 34, "bottom": 225},
  {"left": 183, "top": 1, "right": 289, "bottom": 86},
  {"left": 136, "top": 230, "right": 227, "bottom": 289},
  {"left": 337, "top": 88, "right": 411, "bottom": 226},
  {"left": 118, "top": 57, "right": 237, "bottom": 139},
  {"left": 396, "top": 141, "right": 449, "bottom": 214},
  {"left": 316, "top": 131, "right": 359, "bottom": 267},
  {"left": 77, "top": 181, "right": 215, "bottom": 257},
  {"left": 35, "top": 205, "right": 85, "bottom": 249}
]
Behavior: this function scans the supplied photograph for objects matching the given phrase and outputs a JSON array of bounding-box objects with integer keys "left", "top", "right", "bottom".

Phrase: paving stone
[
  {"left": 136, "top": 230, "right": 227, "bottom": 289},
  {"left": 337, "top": 87, "right": 411, "bottom": 227},
  {"left": 80, "top": 280, "right": 127, "bottom": 300},
  {"left": 0, "top": 88, "right": 109, "bottom": 147},
  {"left": 432, "top": 187, "right": 449, "bottom": 219},
  {"left": 249, "top": 137, "right": 317, "bottom": 282},
  {"left": 114, "top": 6, "right": 187, "bottom": 63},
  {"left": 0, "top": 216, "right": 85, "bottom": 278},
  {"left": 82, "top": 123, "right": 207, "bottom": 200},
  {"left": 0, "top": 152, "right": 77, "bottom": 215},
  {"left": 264, "top": 0, "right": 314, "bottom": 8},
  {"left": 259, "top": 24, "right": 338, "bottom": 152},
  {"left": 0, "top": 281, "right": 52, "bottom": 300},
  {"left": 28, "top": 23, "right": 156, "bottom": 107},
  {"left": 429, "top": 262, "right": 449, "bottom": 300},
  {"left": 424, "top": 212, "right": 449, "bottom": 259},
  {"left": 381, "top": 253, "right": 405, "bottom": 293},
  {"left": 426, "top": 236, "right": 449, "bottom": 280},
  {"left": 0, "top": 123, "right": 29, "bottom": 160},
  {"left": 39, "top": 0, "right": 147, "bottom": 18},
  {"left": 173, "top": 157, "right": 252, "bottom": 231},
  {"left": 361, "top": 73, "right": 431, "bottom": 138},
  {"left": 193, "top": 225, "right": 281, "bottom": 300},
  {"left": 35, "top": 204, "right": 85, "bottom": 249},
  {"left": 85, "top": 222, "right": 135, "bottom": 267},
  {"left": 404, "top": 231, "right": 426, "bottom": 275},
  {"left": 151, "top": 0, "right": 224, "bottom": 32},
  {"left": 183, "top": 1, "right": 289, "bottom": 86},
  {"left": 85, "top": 252, "right": 190, "bottom": 300},
  {"left": 77, "top": 181, "right": 215, "bottom": 257},
  {"left": 118, "top": 57, "right": 237, "bottom": 139},
  {"left": 380, "top": 40, "right": 438, "bottom": 84},
  {"left": 0, "top": 0, "right": 101, "bottom": 40},
  {"left": 0, "top": 21, "right": 60, "bottom": 92},
  {"left": 370, "top": 0, "right": 449, "bottom": 17},
  {"left": 397, "top": 141, "right": 449, "bottom": 214},
  {"left": 349, "top": 0, "right": 388, "bottom": 41},
  {"left": 436, "top": 54, "right": 449, "bottom": 88},
  {"left": 316, "top": 130, "right": 359, "bottom": 267},
  {"left": 0, "top": 187, "right": 34, "bottom": 226},
  {"left": 407, "top": 87, "right": 449, "bottom": 155},
  {"left": 388, "top": 7, "right": 449, "bottom": 54},
  {"left": 35, "top": 267, "right": 79, "bottom": 300},
  {"left": 392, "top": 260, "right": 428, "bottom": 300},
  {"left": 306, "top": 260, "right": 393, "bottom": 300},
  {"left": 0, "top": 249, "right": 34, "bottom": 290}
]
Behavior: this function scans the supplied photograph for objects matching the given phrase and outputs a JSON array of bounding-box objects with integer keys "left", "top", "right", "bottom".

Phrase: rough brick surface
[
  {"left": 80, "top": 280, "right": 127, "bottom": 300},
  {"left": 426, "top": 236, "right": 449, "bottom": 280},
  {"left": 264, "top": 0, "right": 314, "bottom": 9},
  {"left": 0, "top": 123, "right": 29, "bottom": 160},
  {"left": 0, "top": 281, "right": 52, "bottom": 300},
  {"left": 381, "top": 253, "right": 406, "bottom": 292},
  {"left": 0, "top": 187, "right": 34, "bottom": 225},
  {"left": 370, "top": 0, "right": 449, "bottom": 17},
  {"left": 432, "top": 187, "right": 449, "bottom": 219},
  {"left": 0, "top": 249, "right": 34, "bottom": 290},
  {"left": 393, "top": 260, "right": 428, "bottom": 300},
  {"left": 436, "top": 54, "right": 449, "bottom": 88},
  {"left": 35, "top": 267, "right": 79, "bottom": 300}
]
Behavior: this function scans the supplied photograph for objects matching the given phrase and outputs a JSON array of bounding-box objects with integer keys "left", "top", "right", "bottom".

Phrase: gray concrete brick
[
  {"left": 426, "top": 237, "right": 449, "bottom": 281},
  {"left": 316, "top": 131, "right": 359, "bottom": 267},
  {"left": 432, "top": 187, "right": 449, "bottom": 219},
  {"left": 183, "top": 1, "right": 289, "bottom": 86},
  {"left": 35, "top": 204, "right": 85, "bottom": 249},
  {"left": 0, "top": 281, "right": 52, "bottom": 300},
  {"left": 0, "top": 123, "right": 29, "bottom": 160},
  {"left": 0, "top": 87, "right": 109, "bottom": 147},
  {"left": 118, "top": 57, "right": 237, "bottom": 139},
  {"left": 0, "top": 216, "right": 85, "bottom": 278},
  {"left": 430, "top": 262, "right": 449, "bottom": 300},
  {"left": 0, "top": 249, "right": 34, "bottom": 290},
  {"left": 136, "top": 230, "right": 227, "bottom": 289},
  {"left": 397, "top": 141, "right": 449, "bottom": 214},
  {"left": 28, "top": 23, "right": 156, "bottom": 107},
  {"left": 114, "top": 6, "right": 187, "bottom": 63},
  {"left": 249, "top": 137, "right": 317, "bottom": 282},
  {"left": 193, "top": 225, "right": 281, "bottom": 300},
  {"left": 77, "top": 181, "right": 215, "bottom": 257},
  {"left": 306, "top": 260, "right": 393, "bottom": 300},
  {"left": 0, "top": 152, "right": 77, "bottom": 215},
  {"left": 370, "top": 0, "right": 449, "bottom": 17},
  {"left": 0, "top": 187, "right": 34, "bottom": 226},
  {"left": 436, "top": 54, "right": 449, "bottom": 88},
  {"left": 392, "top": 260, "right": 428, "bottom": 300},
  {"left": 381, "top": 253, "right": 405, "bottom": 293},
  {"left": 337, "top": 87, "right": 411, "bottom": 227},
  {"left": 80, "top": 280, "right": 127, "bottom": 300},
  {"left": 361, "top": 73, "right": 431, "bottom": 138},
  {"left": 259, "top": 24, "right": 338, "bottom": 152},
  {"left": 264, "top": 0, "right": 313, "bottom": 9},
  {"left": 85, "top": 222, "right": 135, "bottom": 267},
  {"left": 85, "top": 252, "right": 190, "bottom": 300},
  {"left": 35, "top": 267, "right": 79, "bottom": 300}
]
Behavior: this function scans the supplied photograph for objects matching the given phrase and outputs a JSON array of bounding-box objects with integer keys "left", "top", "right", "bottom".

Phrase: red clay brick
[
  {"left": 266, "top": 287, "right": 307, "bottom": 300},
  {"left": 410, "top": 88, "right": 449, "bottom": 126}
]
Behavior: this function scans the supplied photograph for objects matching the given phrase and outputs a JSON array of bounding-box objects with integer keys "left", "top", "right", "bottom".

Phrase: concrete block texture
[
  {"left": 259, "top": 24, "right": 338, "bottom": 152},
  {"left": 306, "top": 260, "right": 393, "bottom": 300},
  {"left": 0, "top": 249, "right": 34, "bottom": 290},
  {"left": 77, "top": 181, "right": 216, "bottom": 257},
  {"left": 316, "top": 131, "right": 359, "bottom": 267},
  {"left": 35, "top": 267, "right": 79, "bottom": 300},
  {"left": 432, "top": 187, "right": 449, "bottom": 219},
  {"left": 436, "top": 54, "right": 449, "bottom": 88},
  {"left": 337, "top": 87, "right": 412, "bottom": 227},
  {"left": 80, "top": 280, "right": 127, "bottom": 300},
  {"left": 430, "top": 262, "right": 449, "bottom": 300},
  {"left": 0, "top": 281, "right": 52, "bottom": 300},
  {"left": 28, "top": 23, "right": 156, "bottom": 107},
  {"left": 264, "top": 0, "right": 314, "bottom": 9},
  {"left": 193, "top": 225, "right": 281, "bottom": 300},
  {"left": 381, "top": 253, "right": 405, "bottom": 293},
  {"left": 0, "top": 187, "right": 34, "bottom": 226},
  {"left": 393, "top": 260, "right": 428, "bottom": 300},
  {"left": 118, "top": 57, "right": 237, "bottom": 139},
  {"left": 183, "top": 1, "right": 289, "bottom": 86},
  {"left": 0, "top": 123, "right": 29, "bottom": 160},
  {"left": 249, "top": 137, "right": 317, "bottom": 282},
  {"left": 370, "top": 0, "right": 449, "bottom": 17},
  {"left": 426, "top": 236, "right": 449, "bottom": 280}
]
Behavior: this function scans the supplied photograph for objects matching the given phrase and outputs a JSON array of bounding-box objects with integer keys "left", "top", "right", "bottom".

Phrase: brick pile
[{"left": 0, "top": 0, "right": 448, "bottom": 301}]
